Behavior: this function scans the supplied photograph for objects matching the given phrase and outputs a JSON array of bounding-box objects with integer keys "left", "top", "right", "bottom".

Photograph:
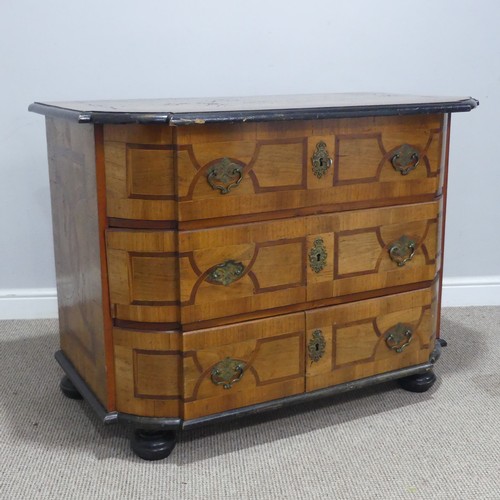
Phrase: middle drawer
[{"left": 106, "top": 201, "right": 441, "bottom": 325}]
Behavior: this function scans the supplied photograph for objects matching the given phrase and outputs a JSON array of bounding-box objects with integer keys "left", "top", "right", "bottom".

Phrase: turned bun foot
[
  {"left": 398, "top": 370, "right": 436, "bottom": 393},
  {"left": 60, "top": 375, "right": 83, "bottom": 400},
  {"left": 131, "top": 429, "right": 177, "bottom": 461}
]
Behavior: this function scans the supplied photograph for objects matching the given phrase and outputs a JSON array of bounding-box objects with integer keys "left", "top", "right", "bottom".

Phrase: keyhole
[
  {"left": 315, "top": 342, "right": 320, "bottom": 352},
  {"left": 317, "top": 253, "right": 321, "bottom": 262}
]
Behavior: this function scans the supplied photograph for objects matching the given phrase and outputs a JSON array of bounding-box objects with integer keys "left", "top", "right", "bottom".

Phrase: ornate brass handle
[
  {"left": 308, "top": 329, "right": 326, "bottom": 362},
  {"left": 207, "top": 158, "right": 243, "bottom": 194},
  {"left": 311, "top": 141, "right": 332, "bottom": 178},
  {"left": 385, "top": 323, "right": 413, "bottom": 353},
  {"left": 205, "top": 260, "right": 245, "bottom": 286},
  {"left": 388, "top": 235, "right": 416, "bottom": 267},
  {"left": 211, "top": 358, "right": 246, "bottom": 389},
  {"left": 391, "top": 144, "right": 420, "bottom": 176}
]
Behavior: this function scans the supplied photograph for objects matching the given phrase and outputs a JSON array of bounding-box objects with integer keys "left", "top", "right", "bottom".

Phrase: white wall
[{"left": 1, "top": 0, "right": 499, "bottom": 318}]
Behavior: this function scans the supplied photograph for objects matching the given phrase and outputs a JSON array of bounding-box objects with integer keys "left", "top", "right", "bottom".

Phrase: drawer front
[
  {"left": 106, "top": 229, "right": 179, "bottom": 323},
  {"left": 103, "top": 115, "right": 446, "bottom": 224},
  {"left": 179, "top": 201, "right": 440, "bottom": 324},
  {"left": 113, "top": 327, "right": 182, "bottom": 417},
  {"left": 104, "top": 125, "right": 176, "bottom": 222},
  {"left": 176, "top": 114, "right": 445, "bottom": 222},
  {"left": 106, "top": 202, "right": 440, "bottom": 325},
  {"left": 305, "top": 284, "right": 438, "bottom": 392},
  {"left": 111, "top": 287, "right": 437, "bottom": 420},
  {"left": 183, "top": 313, "right": 305, "bottom": 420}
]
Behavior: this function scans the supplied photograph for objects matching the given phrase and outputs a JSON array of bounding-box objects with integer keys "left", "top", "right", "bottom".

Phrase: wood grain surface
[
  {"left": 106, "top": 229, "right": 179, "bottom": 323},
  {"left": 176, "top": 115, "right": 445, "bottom": 222},
  {"left": 183, "top": 312, "right": 305, "bottom": 419},
  {"left": 45, "top": 117, "right": 109, "bottom": 406},
  {"left": 108, "top": 283, "right": 437, "bottom": 420},
  {"left": 113, "top": 327, "right": 182, "bottom": 417},
  {"left": 178, "top": 201, "right": 441, "bottom": 324},
  {"left": 305, "top": 283, "right": 439, "bottom": 391},
  {"left": 39, "top": 105, "right": 459, "bottom": 423},
  {"left": 101, "top": 115, "right": 447, "bottom": 226},
  {"left": 104, "top": 125, "right": 176, "bottom": 221}
]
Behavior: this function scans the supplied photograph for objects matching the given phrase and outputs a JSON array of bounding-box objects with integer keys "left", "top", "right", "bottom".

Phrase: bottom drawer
[
  {"left": 112, "top": 313, "right": 306, "bottom": 419},
  {"left": 305, "top": 283, "right": 438, "bottom": 392},
  {"left": 183, "top": 312, "right": 306, "bottom": 420},
  {"left": 112, "top": 283, "right": 438, "bottom": 420}
]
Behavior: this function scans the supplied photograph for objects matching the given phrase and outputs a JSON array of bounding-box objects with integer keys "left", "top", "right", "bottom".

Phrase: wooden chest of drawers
[{"left": 30, "top": 93, "right": 477, "bottom": 460}]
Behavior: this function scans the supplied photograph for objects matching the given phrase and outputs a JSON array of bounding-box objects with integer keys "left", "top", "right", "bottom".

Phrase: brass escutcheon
[
  {"left": 391, "top": 144, "right": 420, "bottom": 176},
  {"left": 309, "top": 238, "right": 327, "bottom": 273},
  {"left": 207, "top": 157, "right": 243, "bottom": 194},
  {"left": 311, "top": 141, "right": 332, "bottom": 179},
  {"left": 308, "top": 329, "right": 326, "bottom": 362},
  {"left": 206, "top": 260, "right": 245, "bottom": 286},
  {"left": 388, "top": 235, "right": 416, "bottom": 267},
  {"left": 385, "top": 323, "right": 413, "bottom": 353},
  {"left": 211, "top": 358, "right": 246, "bottom": 389}
]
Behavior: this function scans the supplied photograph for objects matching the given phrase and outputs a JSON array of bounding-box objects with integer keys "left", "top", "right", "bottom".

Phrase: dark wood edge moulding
[
  {"left": 436, "top": 113, "right": 452, "bottom": 339},
  {"left": 55, "top": 349, "right": 433, "bottom": 431},
  {"left": 29, "top": 98, "right": 478, "bottom": 125}
]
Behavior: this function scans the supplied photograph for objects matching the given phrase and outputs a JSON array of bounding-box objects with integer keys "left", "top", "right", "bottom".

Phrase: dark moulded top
[{"left": 29, "top": 93, "right": 479, "bottom": 126}]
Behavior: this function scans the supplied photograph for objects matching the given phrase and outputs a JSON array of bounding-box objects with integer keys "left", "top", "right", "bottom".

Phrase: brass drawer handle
[
  {"left": 207, "top": 158, "right": 243, "bottom": 194},
  {"left": 308, "top": 329, "right": 326, "bottom": 362},
  {"left": 388, "top": 235, "right": 416, "bottom": 267},
  {"left": 211, "top": 358, "right": 246, "bottom": 389},
  {"left": 312, "top": 141, "right": 332, "bottom": 178},
  {"left": 391, "top": 144, "right": 420, "bottom": 176},
  {"left": 309, "top": 237, "right": 327, "bottom": 273},
  {"left": 385, "top": 323, "right": 413, "bottom": 353},
  {"left": 206, "top": 259, "right": 245, "bottom": 286}
]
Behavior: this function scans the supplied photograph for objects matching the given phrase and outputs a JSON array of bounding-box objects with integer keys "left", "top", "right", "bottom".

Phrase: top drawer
[{"left": 103, "top": 115, "right": 447, "bottom": 224}]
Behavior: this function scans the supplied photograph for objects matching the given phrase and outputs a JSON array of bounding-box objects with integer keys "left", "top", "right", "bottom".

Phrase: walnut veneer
[{"left": 30, "top": 93, "right": 478, "bottom": 460}]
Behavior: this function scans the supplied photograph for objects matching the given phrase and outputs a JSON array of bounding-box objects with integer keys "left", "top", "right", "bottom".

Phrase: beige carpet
[{"left": 1, "top": 307, "right": 500, "bottom": 499}]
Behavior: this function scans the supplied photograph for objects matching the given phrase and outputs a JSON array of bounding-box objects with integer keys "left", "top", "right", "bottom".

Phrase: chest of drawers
[{"left": 30, "top": 93, "right": 478, "bottom": 460}]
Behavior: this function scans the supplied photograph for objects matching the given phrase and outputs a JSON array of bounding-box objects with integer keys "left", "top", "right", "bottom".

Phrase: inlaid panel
[
  {"left": 176, "top": 114, "right": 446, "bottom": 223},
  {"left": 103, "top": 125, "right": 176, "bottom": 222},
  {"left": 306, "top": 201, "right": 441, "bottom": 301},
  {"left": 178, "top": 219, "right": 308, "bottom": 324},
  {"left": 113, "top": 327, "right": 182, "bottom": 417},
  {"left": 183, "top": 313, "right": 305, "bottom": 419},
  {"left": 334, "top": 119, "right": 443, "bottom": 184},
  {"left": 305, "top": 283, "right": 439, "bottom": 391},
  {"left": 106, "top": 229, "right": 179, "bottom": 324}
]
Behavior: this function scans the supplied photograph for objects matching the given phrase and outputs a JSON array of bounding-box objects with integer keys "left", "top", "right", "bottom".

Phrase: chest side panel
[{"left": 45, "top": 117, "right": 108, "bottom": 406}]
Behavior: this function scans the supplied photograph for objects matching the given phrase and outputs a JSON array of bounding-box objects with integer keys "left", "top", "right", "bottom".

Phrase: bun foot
[
  {"left": 131, "top": 429, "right": 177, "bottom": 461},
  {"left": 398, "top": 370, "right": 436, "bottom": 393},
  {"left": 60, "top": 375, "right": 83, "bottom": 400}
]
